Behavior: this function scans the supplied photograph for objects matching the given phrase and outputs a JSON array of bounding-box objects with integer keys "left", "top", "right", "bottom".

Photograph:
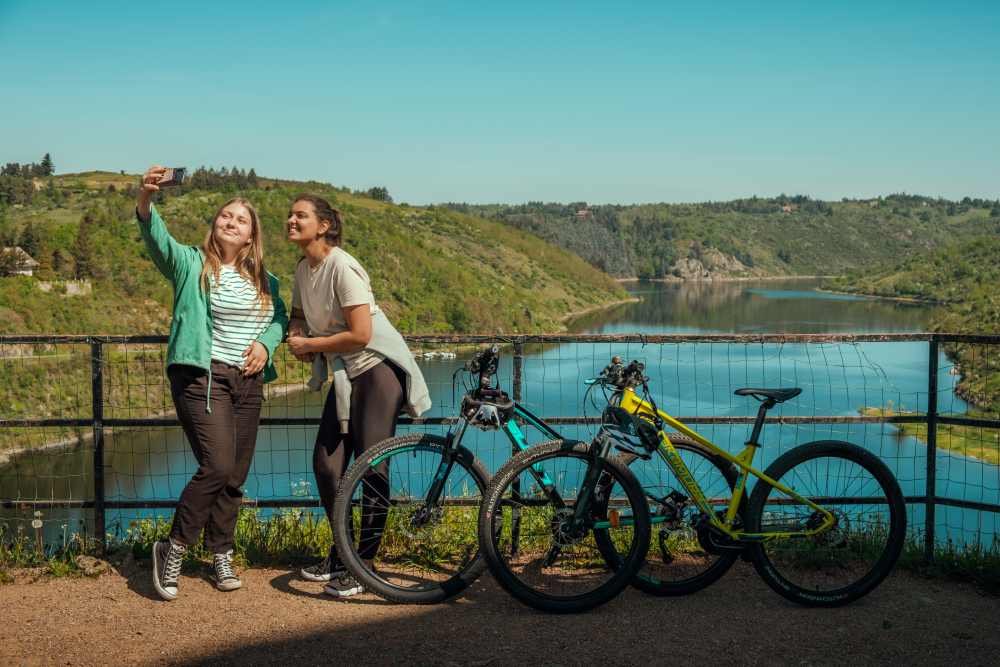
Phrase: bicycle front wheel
[
  {"left": 333, "top": 434, "right": 490, "bottom": 604},
  {"left": 478, "top": 439, "right": 650, "bottom": 614},
  {"left": 746, "top": 440, "right": 906, "bottom": 607}
]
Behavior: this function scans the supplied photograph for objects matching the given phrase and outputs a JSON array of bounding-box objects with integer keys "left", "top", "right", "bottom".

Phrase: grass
[
  {"left": 899, "top": 535, "right": 1000, "bottom": 596},
  {"left": 3, "top": 509, "right": 1000, "bottom": 595},
  {"left": 125, "top": 509, "right": 334, "bottom": 567},
  {"left": 861, "top": 406, "right": 1000, "bottom": 465},
  {"left": 0, "top": 521, "right": 102, "bottom": 583}
]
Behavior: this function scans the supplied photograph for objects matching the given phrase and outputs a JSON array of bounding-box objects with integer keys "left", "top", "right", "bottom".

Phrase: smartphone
[{"left": 158, "top": 167, "right": 187, "bottom": 187}]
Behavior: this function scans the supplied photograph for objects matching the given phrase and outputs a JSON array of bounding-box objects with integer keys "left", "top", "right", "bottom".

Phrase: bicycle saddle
[{"left": 734, "top": 387, "right": 802, "bottom": 403}]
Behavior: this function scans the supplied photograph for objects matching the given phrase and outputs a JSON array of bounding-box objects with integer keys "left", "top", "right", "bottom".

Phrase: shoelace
[
  {"left": 163, "top": 544, "right": 185, "bottom": 584},
  {"left": 214, "top": 551, "right": 236, "bottom": 581},
  {"left": 306, "top": 554, "right": 331, "bottom": 574}
]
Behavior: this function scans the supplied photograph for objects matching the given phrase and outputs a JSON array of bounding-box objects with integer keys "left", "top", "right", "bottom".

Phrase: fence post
[
  {"left": 510, "top": 338, "right": 525, "bottom": 557},
  {"left": 90, "top": 341, "right": 106, "bottom": 554},
  {"left": 924, "top": 338, "right": 939, "bottom": 563}
]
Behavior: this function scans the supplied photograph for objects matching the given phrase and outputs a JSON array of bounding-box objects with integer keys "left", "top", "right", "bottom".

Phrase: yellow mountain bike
[{"left": 592, "top": 358, "right": 907, "bottom": 607}]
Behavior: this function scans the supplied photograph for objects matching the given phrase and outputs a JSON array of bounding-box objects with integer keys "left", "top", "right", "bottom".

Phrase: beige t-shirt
[{"left": 293, "top": 247, "right": 384, "bottom": 378}]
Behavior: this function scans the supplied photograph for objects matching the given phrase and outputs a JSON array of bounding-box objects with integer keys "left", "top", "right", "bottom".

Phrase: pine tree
[
  {"left": 72, "top": 214, "right": 96, "bottom": 279},
  {"left": 19, "top": 222, "right": 40, "bottom": 259},
  {"left": 34, "top": 237, "right": 53, "bottom": 279},
  {"left": 52, "top": 249, "right": 70, "bottom": 277},
  {"left": 247, "top": 168, "right": 258, "bottom": 187},
  {"left": 40, "top": 153, "right": 55, "bottom": 176}
]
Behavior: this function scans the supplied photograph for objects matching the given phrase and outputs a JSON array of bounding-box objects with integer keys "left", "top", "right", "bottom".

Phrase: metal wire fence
[{"left": 1, "top": 333, "right": 998, "bottom": 560}]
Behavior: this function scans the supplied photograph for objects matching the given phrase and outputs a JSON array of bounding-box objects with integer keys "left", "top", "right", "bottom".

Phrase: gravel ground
[{"left": 1, "top": 559, "right": 997, "bottom": 666}]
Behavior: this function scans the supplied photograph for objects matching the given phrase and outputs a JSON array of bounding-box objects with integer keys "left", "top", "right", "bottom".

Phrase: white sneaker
[
  {"left": 212, "top": 550, "right": 242, "bottom": 592},
  {"left": 152, "top": 539, "right": 185, "bottom": 601},
  {"left": 323, "top": 572, "right": 365, "bottom": 598}
]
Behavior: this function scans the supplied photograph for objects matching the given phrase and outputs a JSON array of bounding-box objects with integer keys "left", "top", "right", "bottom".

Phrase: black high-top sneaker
[
  {"left": 152, "top": 539, "right": 186, "bottom": 601},
  {"left": 212, "top": 550, "right": 241, "bottom": 592}
]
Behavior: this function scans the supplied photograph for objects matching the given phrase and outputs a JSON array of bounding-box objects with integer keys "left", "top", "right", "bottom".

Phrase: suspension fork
[
  {"left": 571, "top": 434, "right": 614, "bottom": 527},
  {"left": 422, "top": 419, "right": 470, "bottom": 507}
]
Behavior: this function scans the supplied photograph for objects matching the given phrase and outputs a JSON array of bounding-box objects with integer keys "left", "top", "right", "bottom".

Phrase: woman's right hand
[
  {"left": 288, "top": 318, "right": 315, "bottom": 362},
  {"left": 137, "top": 165, "right": 166, "bottom": 221}
]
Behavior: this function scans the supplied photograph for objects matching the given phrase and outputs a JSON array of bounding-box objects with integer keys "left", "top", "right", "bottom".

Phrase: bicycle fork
[{"left": 543, "top": 434, "right": 615, "bottom": 566}]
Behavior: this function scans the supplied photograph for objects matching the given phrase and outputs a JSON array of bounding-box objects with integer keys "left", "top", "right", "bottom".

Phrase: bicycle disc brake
[{"left": 403, "top": 503, "right": 444, "bottom": 539}]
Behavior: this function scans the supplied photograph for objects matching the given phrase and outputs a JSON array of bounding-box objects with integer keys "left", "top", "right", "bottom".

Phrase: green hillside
[
  {"left": 0, "top": 170, "right": 627, "bottom": 336},
  {"left": 0, "top": 166, "right": 628, "bottom": 454},
  {"left": 447, "top": 196, "right": 1000, "bottom": 279},
  {"left": 831, "top": 235, "right": 1000, "bottom": 414}
]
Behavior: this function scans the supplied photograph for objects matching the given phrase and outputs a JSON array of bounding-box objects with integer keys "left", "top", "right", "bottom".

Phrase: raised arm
[{"left": 135, "top": 165, "right": 196, "bottom": 280}]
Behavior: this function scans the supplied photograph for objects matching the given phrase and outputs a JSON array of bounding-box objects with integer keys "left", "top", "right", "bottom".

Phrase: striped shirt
[{"left": 209, "top": 266, "right": 274, "bottom": 368}]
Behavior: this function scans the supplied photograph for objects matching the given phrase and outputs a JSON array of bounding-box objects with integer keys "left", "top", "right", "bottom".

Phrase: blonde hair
[{"left": 199, "top": 197, "right": 271, "bottom": 308}]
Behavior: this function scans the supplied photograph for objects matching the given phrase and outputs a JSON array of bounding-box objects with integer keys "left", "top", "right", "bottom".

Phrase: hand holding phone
[
  {"left": 157, "top": 167, "right": 187, "bottom": 187},
  {"left": 137, "top": 164, "right": 184, "bottom": 220}
]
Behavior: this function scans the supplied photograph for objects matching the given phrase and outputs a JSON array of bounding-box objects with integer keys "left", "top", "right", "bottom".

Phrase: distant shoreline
[
  {"left": 561, "top": 297, "right": 640, "bottom": 323},
  {"left": 615, "top": 275, "right": 836, "bottom": 284},
  {"left": 814, "top": 288, "right": 943, "bottom": 305},
  {"left": 0, "top": 298, "right": 637, "bottom": 468}
]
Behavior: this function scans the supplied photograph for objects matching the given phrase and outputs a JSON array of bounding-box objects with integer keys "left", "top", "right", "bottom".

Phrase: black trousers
[
  {"left": 314, "top": 360, "right": 406, "bottom": 560},
  {"left": 168, "top": 362, "right": 263, "bottom": 553}
]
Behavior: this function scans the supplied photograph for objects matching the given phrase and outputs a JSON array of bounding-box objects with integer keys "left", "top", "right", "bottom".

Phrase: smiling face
[
  {"left": 286, "top": 199, "right": 328, "bottom": 245},
  {"left": 212, "top": 202, "right": 254, "bottom": 252}
]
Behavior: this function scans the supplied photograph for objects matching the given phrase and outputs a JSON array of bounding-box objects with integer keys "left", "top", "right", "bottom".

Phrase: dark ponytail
[{"left": 295, "top": 193, "right": 343, "bottom": 246}]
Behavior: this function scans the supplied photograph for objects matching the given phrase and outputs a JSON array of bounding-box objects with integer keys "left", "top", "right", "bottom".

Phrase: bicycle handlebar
[{"left": 586, "top": 355, "right": 647, "bottom": 389}]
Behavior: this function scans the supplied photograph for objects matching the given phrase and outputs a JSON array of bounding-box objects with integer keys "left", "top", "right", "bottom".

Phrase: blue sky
[{"left": 1, "top": 1, "right": 997, "bottom": 203}]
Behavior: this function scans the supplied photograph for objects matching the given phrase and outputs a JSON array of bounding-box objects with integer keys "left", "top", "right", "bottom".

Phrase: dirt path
[{"left": 1, "top": 561, "right": 997, "bottom": 666}]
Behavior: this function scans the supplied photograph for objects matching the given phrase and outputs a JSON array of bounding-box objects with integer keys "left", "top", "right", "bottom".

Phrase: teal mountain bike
[{"left": 332, "top": 346, "right": 571, "bottom": 604}]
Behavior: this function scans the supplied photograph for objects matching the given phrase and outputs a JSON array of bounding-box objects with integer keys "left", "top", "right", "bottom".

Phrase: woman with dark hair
[
  {"left": 285, "top": 194, "right": 430, "bottom": 597},
  {"left": 136, "top": 165, "right": 288, "bottom": 601}
]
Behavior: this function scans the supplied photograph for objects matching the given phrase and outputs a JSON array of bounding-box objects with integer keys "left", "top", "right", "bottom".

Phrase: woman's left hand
[
  {"left": 243, "top": 341, "right": 269, "bottom": 375},
  {"left": 287, "top": 335, "right": 313, "bottom": 357}
]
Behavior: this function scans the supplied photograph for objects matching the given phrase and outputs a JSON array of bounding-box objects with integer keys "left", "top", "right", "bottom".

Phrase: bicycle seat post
[{"left": 746, "top": 398, "right": 776, "bottom": 447}]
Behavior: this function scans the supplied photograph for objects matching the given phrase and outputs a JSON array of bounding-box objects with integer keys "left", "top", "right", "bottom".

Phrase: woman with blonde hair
[{"left": 135, "top": 165, "right": 288, "bottom": 600}]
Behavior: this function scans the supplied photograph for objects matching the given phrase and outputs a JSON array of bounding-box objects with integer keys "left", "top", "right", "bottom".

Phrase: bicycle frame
[
  {"left": 616, "top": 387, "right": 835, "bottom": 542},
  {"left": 423, "top": 401, "right": 564, "bottom": 507}
]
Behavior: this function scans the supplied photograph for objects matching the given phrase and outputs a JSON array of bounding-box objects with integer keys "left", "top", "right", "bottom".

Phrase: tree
[
  {"left": 72, "top": 214, "right": 96, "bottom": 279},
  {"left": 34, "top": 238, "right": 53, "bottom": 280},
  {"left": 366, "top": 186, "right": 392, "bottom": 202},
  {"left": 52, "top": 249, "right": 71, "bottom": 277},
  {"left": 0, "top": 204, "right": 15, "bottom": 246},
  {"left": 39, "top": 153, "right": 54, "bottom": 176},
  {"left": 0, "top": 247, "right": 21, "bottom": 276},
  {"left": 18, "top": 222, "right": 41, "bottom": 258},
  {"left": 247, "top": 168, "right": 258, "bottom": 187}
]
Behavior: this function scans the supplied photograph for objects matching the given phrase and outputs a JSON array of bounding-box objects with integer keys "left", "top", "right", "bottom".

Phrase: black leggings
[{"left": 313, "top": 359, "right": 406, "bottom": 560}]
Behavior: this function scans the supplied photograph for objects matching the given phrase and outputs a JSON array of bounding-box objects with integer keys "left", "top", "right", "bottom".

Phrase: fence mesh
[{"left": 1, "top": 334, "right": 998, "bottom": 556}]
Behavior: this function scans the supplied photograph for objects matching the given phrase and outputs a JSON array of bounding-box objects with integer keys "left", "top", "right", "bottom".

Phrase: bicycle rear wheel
[
  {"left": 478, "top": 439, "right": 650, "bottom": 614},
  {"left": 746, "top": 440, "right": 906, "bottom": 606},
  {"left": 601, "top": 435, "right": 746, "bottom": 596},
  {"left": 333, "top": 434, "right": 490, "bottom": 604}
]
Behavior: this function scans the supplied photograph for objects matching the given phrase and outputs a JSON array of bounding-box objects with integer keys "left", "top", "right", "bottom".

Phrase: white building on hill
[{"left": 1, "top": 246, "right": 40, "bottom": 276}]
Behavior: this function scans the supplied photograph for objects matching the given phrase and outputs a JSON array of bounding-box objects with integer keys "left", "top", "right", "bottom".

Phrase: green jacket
[{"left": 137, "top": 204, "right": 288, "bottom": 384}]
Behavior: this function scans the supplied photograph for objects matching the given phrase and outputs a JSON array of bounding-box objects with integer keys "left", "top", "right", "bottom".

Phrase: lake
[{"left": 2, "top": 279, "right": 997, "bottom": 548}]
